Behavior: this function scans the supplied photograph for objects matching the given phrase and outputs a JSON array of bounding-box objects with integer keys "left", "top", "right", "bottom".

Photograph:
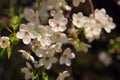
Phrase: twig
[{"left": 88, "top": 0, "right": 94, "bottom": 14}]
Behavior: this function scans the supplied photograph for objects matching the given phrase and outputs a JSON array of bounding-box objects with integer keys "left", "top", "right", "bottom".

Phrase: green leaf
[
  {"left": 42, "top": 69, "right": 48, "bottom": 80},
  {"left": 9, "top": 34, "right": 19, "bottom": 45},
  {"left": 7, "top": 45, "right": 12, "bottom": 59},
  {"left": 9, "top": 4, "right": 15, "bottom": 17},
  {"left": 18, "top": 6, "right": 24, "bottom": 14},
  {"left": 67, "top": 34, "right": 73, "bottom": 38},
  {"left": 76, "top": 28, "right": 84, "bottom": 35},
  {"left": 76, "top": 39, "right": 83, "bottom": 48},
  {"left": 10, "top": 16, "right": 21, "bottom": 31},
  {"left": 0, "top": 48, "right": 6, "bottom": 58}
]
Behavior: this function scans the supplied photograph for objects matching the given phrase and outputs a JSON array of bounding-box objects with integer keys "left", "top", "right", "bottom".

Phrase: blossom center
[
  {"left": 56, "top": 22, "right": 60, "bottom": 28},
  {"left": 45, "top": 56, "right": 50, "bottom": 61}
]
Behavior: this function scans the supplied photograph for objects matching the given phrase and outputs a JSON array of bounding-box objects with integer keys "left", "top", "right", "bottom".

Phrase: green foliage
[
  {"left": 9, "top": 34, "right": 19, "bottom": 45},
  {"left": 0, "top": 48, "right": 6, "bottom": 58},
  {"left": 76, "top": 39, "right": 83, "bottom": 48},
  {"left": 7, "top": 45, "right": 12, "bottom": 59},
  {"left": 10, "top": 16, "right": 21, "bottom": 31},
  {"left": 41, "top": 69, "right": 48, "bottom": 80},
  {"left": 18, "top": 6, "right": 24, "bottom": 14},
  {"left": 9, "top": 4, "right": 15, "bottom": 17},
  {"left": 77, "top": 28, "right": 84, "bottom": 35}
]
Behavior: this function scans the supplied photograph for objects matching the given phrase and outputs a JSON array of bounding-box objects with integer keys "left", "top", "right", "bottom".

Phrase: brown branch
[{"left": 88, "top": 0, "right": 94, "bottom": 14}]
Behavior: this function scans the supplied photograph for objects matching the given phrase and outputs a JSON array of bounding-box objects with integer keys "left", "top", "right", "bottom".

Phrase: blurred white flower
[
  {"left": 84, "top": 18, "right": 102, "bottom": 42},
  {"left": 69, "top": 40, "right": 91, "bottom": 52},
  {"left": 39, "top": 51, "right": 58, "bottom": 70},
  {"left": 51, "top": 32, "right": 68, "bottom": 43},
  {"left": 24, "top": 8, "right": 40, "bottom": 25},
  {"left": 73, "top": 0, "right": 86, "bottom": 7},
  {"left": 37, "top": 25, "right": 52, "bottom": 47},
  {"left": 37, "top": 35, "right": 51, "bottom": 47},
  {"left": 98, "top": 51, "right": 112, "bottom": 66},
  {"left": 94, "top": 8, "right": 116, "bottom": 33},
  {"left": 31, "top": 40, "right": 46, "bottom": 57},
  {"left": 72, "top": 12, "right": 89, "bottom": 28},
  {"left": 49, "top": 12, "right": 68, "bottom": 32},
  {"left": 117, "top": 0, "right": 120, "bottom": 5},
  {"left": 59, "top": 48, "right": 75, "bottom": 66},
  {"left": 18, "top": 50, "right": 35, "bottom": 63},
  {"left": 0, "top": 36, "right": 10, "bottom": 48},
  {"left": 56, "top": 71, "right": 70, "bottom": 80},
  {"left": 49, "top": 43, "right": 62, "bottom": 53},
  {"left": 16, "top": 23, "right": 37, "bottom": 44},
  {"left": 21, "top": 62, "right": 34, "bottom": 80}
]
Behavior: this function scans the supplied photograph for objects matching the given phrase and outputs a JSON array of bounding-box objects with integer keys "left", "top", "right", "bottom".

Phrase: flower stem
[{"left": 88, "top": 0, "right": 94, "bottom": 14}]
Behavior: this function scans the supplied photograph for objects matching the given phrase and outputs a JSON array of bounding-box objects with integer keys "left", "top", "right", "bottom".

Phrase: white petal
[
  {"left": 59, "top": 57, "right": 65, "bottom": 65},
  {"left": 27, "top": 23, "right": 35, "bottom": 30},
  {"left": 29, "top": 55, "right": 35, "bottom": 63},
  {"left": 51, "top": 57, "right": 58, "bottom": 63},
  {"left": 23, "top": 36, "right": 31, "bottom": 44},
  {"left": 45, "top": 62, "right": 52, "bottom": 70},
  {"left": 24, "top": 8, "right": 34, "bottom": 22},
  {"left": 68, "top": 52, "right": 75, "bottom": 59},
  {"left": 19, "top": 24, "right": 26, "bottom": 31},
  {"left": 65, "top": 59, "right": 71, "bottom": 66},
  {"left": 25, "top": 73, "right": 31, "bottom": 80},
  {"left": 21, "top": 67, "right": 29, "bottom": 73},
  {"left": 73, "top": 0, "right": 80, "bottom": 7},
  {"left": 59, "top": 25, "right": 66, "bottom": 32},
  {"left": 29, "top": 31, "right": 37, "bottom": 39},
  {"left": 26, "top": 62, "right": 32, "bottom": 69},
  {"left": 16, "top": 31, "right": 24, "bottom": 39},
  {"left": 49, "top": 19, "right": 56, "bottom": 27}
]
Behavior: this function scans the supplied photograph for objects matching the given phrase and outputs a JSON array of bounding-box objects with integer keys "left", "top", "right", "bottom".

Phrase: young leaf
[
  {"left": 42, "top": 69, "right": 48, "bottom": 80},
  {"left": 0, "top": 48, "right": 6, "bottom": 58},
  {"left": 9, "top": 34, "right": 19, "bottom": 45},
  {"left": 10, "top": 16, "right": 21, "bottom": 31},
  {"left": 7, "top": 45, "right": 12, "bottom": 59},
  {"left": 76, "top": 28, "right": 84, "bottom": 35}
]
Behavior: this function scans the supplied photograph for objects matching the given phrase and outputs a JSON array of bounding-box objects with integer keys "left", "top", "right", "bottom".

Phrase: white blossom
[
  {"left": 73, "top": 0, "right": 86, "bottom": 7},
  {"left": 84, "top": 18, "right": 102, "bottom": 42},
  {"left": 0, "top": 36, "right": 10, "bottom": 48},
  {"left": 94, "top": 8, "right": 116, "bottom": 33},
  {"left": 16, "top": 23, "right": 37, "bottom": 44},
  {"left": 31, "top": 40, "right": 46, "bottom": 57},
  {"left": 59, "top": 48, "right": 75, "bottom": 66},
  {"left": 72, "top": 12, "right": 89, "bottom": 28},
  {"left": 51, "top": 32, "right": 68, "bottom": 43},
  {"left": 39, "top": 51, "right": 58, "bottom": 70},
  {"left": 117, "top": 0, "right": 120, "bottom": 6},
  {"left": 49, "top": 43, "right": 62, "bottom": 53},
  {"left": 21, "top": 62, "right": 34, "bottom": 80},
  {"left": 98, "top": 51, "right": 112, "bottom": 66},
  {"left": 69, "top": 39, "right": 91, "bottom": 52},
  {"left": 49, "top": 12, "right": 68, "bottom": 32},
  {"left": 37, "top": 25, "right": 52, "bottom": 47},
  {"left": 56, "top": 71, "right": 70, "bottom": 80},
  {"left": 24, "top": 8, "right": 40, "bottom": 25},
  {"left": 18, "top": 50, "right": 35, "bottom": 63}
]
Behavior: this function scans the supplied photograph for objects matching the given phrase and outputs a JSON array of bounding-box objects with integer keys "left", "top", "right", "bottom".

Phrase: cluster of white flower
[
  {"left": 16, "top": 0, "right": 116, "bottom": 80},
  {"left": 18, "top": 6, "right": 74, "bottom": 80},
  {"left": 72, "top": 8, "right": 116, "bottom": 42}
]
